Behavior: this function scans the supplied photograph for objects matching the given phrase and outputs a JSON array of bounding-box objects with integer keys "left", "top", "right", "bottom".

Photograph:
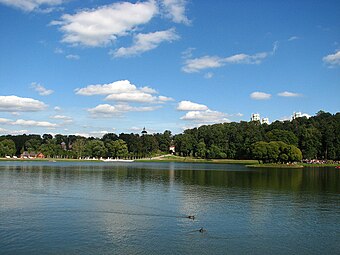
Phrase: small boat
[
  {"left": 102, "top": 158, "right": 134, "bottom": 163},
  {"left": 335, "top": 166, "right": 340, "bottom": 169}
]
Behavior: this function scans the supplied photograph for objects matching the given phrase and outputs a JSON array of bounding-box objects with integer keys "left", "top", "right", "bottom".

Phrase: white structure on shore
[{"left": 251, "top": 113, "right": 269, "bottom": 124}]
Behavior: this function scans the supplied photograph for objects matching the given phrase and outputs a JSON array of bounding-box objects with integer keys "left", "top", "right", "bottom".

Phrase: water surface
[{"left": 0, "top": 161, "right": 339, "bottom": 254}]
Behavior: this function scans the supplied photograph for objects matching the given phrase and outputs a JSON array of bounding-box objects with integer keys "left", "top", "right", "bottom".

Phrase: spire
[{"left": 141, "top": 127, "right": 147, "bottom": 135}]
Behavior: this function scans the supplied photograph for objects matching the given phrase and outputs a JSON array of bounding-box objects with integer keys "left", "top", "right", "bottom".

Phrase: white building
[
  {"left": 251, "top": 113, "right": 261, "bottom": 122},
  {"left": 292, "top": 112, "right": 302, "bottom": 120},
  {"left": 261, "top": 117, "right": 270, "bottom": 125}
]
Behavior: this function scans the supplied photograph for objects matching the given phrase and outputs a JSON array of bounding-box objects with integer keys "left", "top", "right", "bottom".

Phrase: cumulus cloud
[
  {"left": 180, "top": 110, "right": 229, "bottom": 123},
  {"left": 76, "top": 80, "right": 172, "bottom": 104},
  {"left": 75, "top": 80, "right": 136, "bottom": 96},
  {"left": 323, "top": 50, "right": 340, "bottom": 67},
  {"left": 112, "top": 28, "right": 179, "bottom": 57},
  {"left": 177, "top": 100, "right": 208, "bottom": 111},
  {"left": 50, "top": 115, "right": 73, "bottom": 124},
  {"left": 51, "top": 0, "right": 158, "bottom": 47},
  {"left": 250, "top": 92, "right": 272, "bottom": 100},
  {"left": 182, "top": 56, "right": 224, "bottom": 73},
  {"left": 0, "top": 95, "right": 47, "bottom": 112},
  {"left": 161, "top": 0, "right": 190, "bottom": 25},
  {"left": 66, "top": 54, "right": 80, "bottom": 60},
  {"left": 31, "top": 82, "right": 54, "bottom": 96},
  {"left": 278, "top": 91, "right": 302, "bottom": 97},
  {"left": 0, "top": 128, "right": 29, "bottom": 135},
  {"left": 12, "top": 119, "right": 57, "bottom": 128},
  {"left": 288, "top": 36, "right": 299, "bottom": 41},
  {"left": 182, "top": 43, "right": 278, "bottom": 73},
  {"left": 50, "top": 115, "right": 72, "bottom": 120},
  {"left": 0, "top": 118, "right": 11, "bottom": 124},
  {"left": 0, "top": 0, "right": 65, "bottom": 12},
  {"left": 88, "top": 103, "right": 160, "bottom": 118}
]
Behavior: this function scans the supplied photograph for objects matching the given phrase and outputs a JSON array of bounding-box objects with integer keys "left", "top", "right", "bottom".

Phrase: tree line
[{"left": 0, "top": 111, "right": 339, "bottom": 161}]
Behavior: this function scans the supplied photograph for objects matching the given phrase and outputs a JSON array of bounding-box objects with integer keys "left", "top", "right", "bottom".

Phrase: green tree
[
  {"left": 72, "top": 138, "right": 86, "bottom": 158},
  {"left": 252, "top": 141, "right": 269, "bottom": 163},
  {"left": 106, "top": 139, "right": 129, "bottom": 158},
  {"left": 266, "top": 129, "right": 298, "bottom": 146},
  {"left": 25, "top": 138, "right": 42, "bottom": 153},
  {"left": 85, "top": 140, "right": 107, "bottom": 158},
  {"left": 39, "top": 138, "right": 60, "bottom": 158},
  {"left": 197, "top": 140, "right": 207, "bottom": 158},
  {"left": 0, "top": 139, "right": 16, "bottom": 156}
]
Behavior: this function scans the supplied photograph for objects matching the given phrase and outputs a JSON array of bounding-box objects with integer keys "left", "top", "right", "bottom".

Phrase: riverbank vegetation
[{"left": 0, "top": 111, "right": 339, "bottom": 163}]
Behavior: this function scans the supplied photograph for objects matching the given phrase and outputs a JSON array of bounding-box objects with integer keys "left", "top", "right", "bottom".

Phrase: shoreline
[{"left": 0, "top": 157, "right": 339, "bottom": 168}]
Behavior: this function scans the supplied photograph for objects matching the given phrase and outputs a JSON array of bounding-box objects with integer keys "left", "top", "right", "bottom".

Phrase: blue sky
[{"left": 0, "top": 0, "right": 339, "bottom": 137}]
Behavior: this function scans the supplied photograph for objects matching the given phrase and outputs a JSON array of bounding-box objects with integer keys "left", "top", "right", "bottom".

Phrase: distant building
[
  {"left": 261, "top": 117, "right": 270, "bottom": 125},
  {"left": 36, "top": 153, "right": 45, "bottom": 159},
  {"left": 292, "top": 112, "right": 310, "bottom": 120},
  {"left": 141, "top": 127, "right": 147, "bottom": 135},
  {"left": 61, "top": 142, "right": 67, "bottom": 150},
  {"left": 292, "top": 112, "right": 302, "bottom": 120},
  {"left": 251, "top": 113, "right": 269, "bottom": 124},
  {"left": 169, "top": 146, "right": 175, "bottom": 154},
  {"left": 251, "top": 113, "right": 261, "bottom": 122}
]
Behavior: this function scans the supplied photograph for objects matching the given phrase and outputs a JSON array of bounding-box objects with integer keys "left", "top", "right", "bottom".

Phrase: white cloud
[
  {"left": 75, "top": 80, "right": 137, "bottom": 96},
  {"left": 0, "top": 0, "right": 65, "bottom": 12},
  {"left": 105, "top": 91, "right": 157, "bottom": 103},
  {"left": 54, "top": 106, "right": 61, "bottom": 111},
  {"left": 76, "top": 80, "right": 171, "bottom": 104},
  {"left": 129, "top": 126, "right": 142, "bottom": 132},
  {"left": 278, "top": 91, "right": 302, "bottom": 97},
  {"left": 54, "top": 47, "right": 64, "bottom": 54},
  {"left": 66, "top": 54, "right": 80, "bottom": 60},
  {"left": 182, "top": 43, "right": 277, "bottom": 73},
  {"left": 158, "top": 95, "right": 174, "bottom": 102},
  {"left": 140, "top": 86, "right": 157, "bottom": 94},
  {"left": 112, "top": 28, "right": 179, "bottom": 57},
  {"left": 250, "top": 92, "right": 272, "bottom": 100},
  {"left": 0, "top": 128, "right": 29, "bottom": 135},
  {"left": 0, "top": 95, "right": 47, "bottom": 112},
  {"left": 161, "top": 0, "right": 190, "bottom": 25},
  {"left": 12, "top": 119, "right": 57, "bottom": 128},
  {"left": 177, "top": 100, "right": 208, "bottom": 111},
  {"left": 180, "top": 109, "right": 230, "bottom": 123},
  {"left": 182, "top": 55, "right": 224, "bottom": 73},
  {"left": 51, "top": 0, "right": 158, "bottom": 47},
  {"left": 88, "top": 103, "right": 160, "bottom": 118},
  {"left": 288, "top": 36, "right": 299, "bottom": 41},
  {"left": 50, "top": 115, "right": 72, "bottom": 120},
  {"left": 323, "top": 50, "right": 340, "bottom": 67},
  {"left": 0, "top": 118, "right": 11, "bottom": 124},
  {"left": 31, "top": 82, "right": 54, "bottom": 96},
  {"left": 50, "top": 115, "right": 73, "bottom": 124}
]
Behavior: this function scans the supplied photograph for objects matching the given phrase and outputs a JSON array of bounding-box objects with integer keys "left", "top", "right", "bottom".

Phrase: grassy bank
[
  {"left": 135, "top": 155, "right": 258, "bottom": 164},
  {"left": 246, "top": 163, "right": 304, "bottom": 168},
  {"left": 247, "top": 163, "right": 340, "bottom": 168}
]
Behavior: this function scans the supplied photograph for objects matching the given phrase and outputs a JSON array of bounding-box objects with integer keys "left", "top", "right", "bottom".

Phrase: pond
[{"left": 0, "top": 161, "right": 339, "bottom": 254}]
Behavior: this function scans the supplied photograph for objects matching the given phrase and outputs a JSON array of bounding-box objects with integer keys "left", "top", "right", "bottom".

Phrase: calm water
[{"left": 0, "top": 161, "right": 339, "bottom": 255}]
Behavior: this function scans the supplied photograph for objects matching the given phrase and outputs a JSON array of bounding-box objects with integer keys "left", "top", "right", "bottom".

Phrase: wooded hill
[{"left": 0, "top": 111, "right": 339, "bottom": 161}]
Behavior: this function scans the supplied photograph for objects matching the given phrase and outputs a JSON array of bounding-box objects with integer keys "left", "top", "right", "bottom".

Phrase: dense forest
[{"left": 0, "top": 111, "right": 339, "bottom": 161}]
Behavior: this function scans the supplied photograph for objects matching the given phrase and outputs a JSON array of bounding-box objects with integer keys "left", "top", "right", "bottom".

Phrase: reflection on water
[{"left": 0, "top": 162, "right": 339, "bottom": 255}]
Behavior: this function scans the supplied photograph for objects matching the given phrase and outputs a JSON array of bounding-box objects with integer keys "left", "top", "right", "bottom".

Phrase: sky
[{"left": 0, "top": 0, "right": 339, "bottom": 137}]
